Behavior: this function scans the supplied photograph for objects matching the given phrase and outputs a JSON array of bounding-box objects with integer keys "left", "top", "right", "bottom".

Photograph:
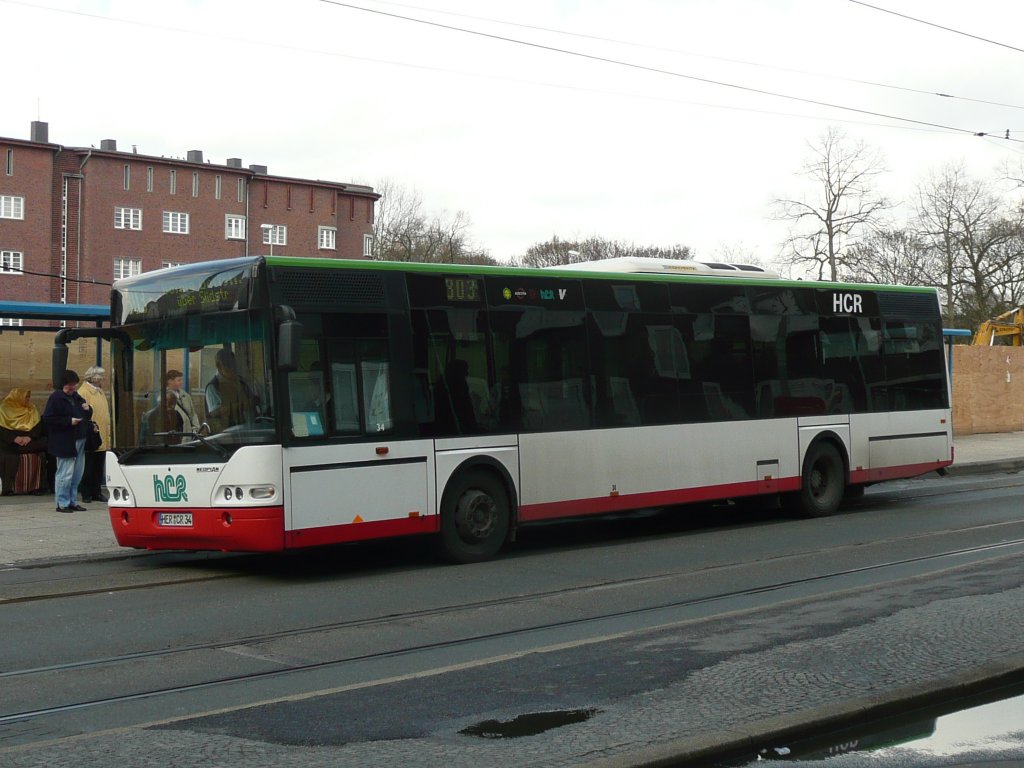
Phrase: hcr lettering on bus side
[{"left": 833, "top": 293, "right": 863, "bottom": 314}]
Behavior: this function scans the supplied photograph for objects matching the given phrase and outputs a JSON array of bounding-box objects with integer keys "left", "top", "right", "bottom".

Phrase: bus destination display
[{"left": 445, "top": 277, "right": 481, "bottom": 303}]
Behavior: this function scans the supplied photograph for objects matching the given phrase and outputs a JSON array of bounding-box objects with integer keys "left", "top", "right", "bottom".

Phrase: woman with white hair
[{"left": 78, "top": 365, "right": 111, "bottom": 503}]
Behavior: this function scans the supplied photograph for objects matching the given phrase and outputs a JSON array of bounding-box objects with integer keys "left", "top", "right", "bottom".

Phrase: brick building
[{"left": 0, "top": 121, "right": 379, "bottom": 320}]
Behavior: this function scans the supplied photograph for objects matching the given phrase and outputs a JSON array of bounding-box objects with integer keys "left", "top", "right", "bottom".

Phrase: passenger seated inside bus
[
  {"left": 204, "top": 348, "right": 257, "bottom": 432},
  {"left": 142, "top": 392, "right": 187, "bottom": 444}
]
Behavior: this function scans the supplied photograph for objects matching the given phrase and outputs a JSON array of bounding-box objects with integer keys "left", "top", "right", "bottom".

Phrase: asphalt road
[{"left": 2, "top": 471, "right": 1024, "bottom": 767}]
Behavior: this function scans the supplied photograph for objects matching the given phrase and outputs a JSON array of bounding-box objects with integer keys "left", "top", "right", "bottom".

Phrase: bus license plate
[{"left": 158, "top": 513, "right": 193, "bottom": 527}]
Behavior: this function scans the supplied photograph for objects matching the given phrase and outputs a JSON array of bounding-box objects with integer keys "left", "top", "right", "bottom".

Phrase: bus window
[
  {"left": 288, "top": 370, "right": 325, "bottom": 437},
  {"left": 326, "top": 339, "right": 394, "bottom": 436},
  {"left": 588, "top": 310, "right": 681, "bottom": 427},
  {"left": 284, "top": 339, "right": 325, "bottom": 438},
  {"left": 881, "top": 319, "right": 948, "bottom": 410},
  {"left": 413, "top": 308, "right": 490, "bottom": 436},
  {"left": 361, "top": 341, "right": 393, "bottom": 433},
  {"left": 328, "top": 342, "right": 360, "bottom": 434},
  {"left": 676, "top": 313, "right": 755, "bottom": 421},
  {"left": 491, "top": 306, "right": 589, "bottom": 432}
]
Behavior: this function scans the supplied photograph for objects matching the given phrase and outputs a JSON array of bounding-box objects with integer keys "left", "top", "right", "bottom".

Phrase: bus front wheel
[
  {"left": 785, "top": 441, "right": 845, "bottom": 518},
  {"left": 438, "top": 470, "right": 510, "bottom": 564}
]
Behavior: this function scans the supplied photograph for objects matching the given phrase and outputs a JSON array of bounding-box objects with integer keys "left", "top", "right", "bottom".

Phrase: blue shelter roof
[{"left": 0, "top": 301, "right": 109, "bottom": 323}]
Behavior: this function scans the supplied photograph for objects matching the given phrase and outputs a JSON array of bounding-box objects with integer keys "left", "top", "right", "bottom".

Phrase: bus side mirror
[
  {"left": 52, "top": 344, "right": 69, "bottom": 389},
  {"left": 278, "top": 320, "right": 302, "bottom": 372},
  {"left": 278, "top": 320, "right": 303, "bottom": 372},
  {"left": 276, "top": 306, "right": 302, "bottom": 372}
]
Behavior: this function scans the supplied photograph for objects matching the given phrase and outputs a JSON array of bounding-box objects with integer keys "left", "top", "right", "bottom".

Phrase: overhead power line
[
  {"left": 849, "top": 0, "right": 1024, "bottom": 55},
  {"left": 318, "top": 0, "right": 1024, "bottom": 143},
  {"left": 5, "top": 267, "right": 112, "bottom": 286},
  {"left": 362, "top": 0, "right": 1024, "bottom": 112},
  {"left": 5, "top": 0, "right": 1019, "bottom": 143}
]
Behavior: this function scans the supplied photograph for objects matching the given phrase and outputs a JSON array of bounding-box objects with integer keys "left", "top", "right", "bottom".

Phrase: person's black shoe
[
  {"left": 81, "top": 496, "right": 93, "bottom": 503},
  {"left": 57, "top": 506, "right": 74, "bottom": 513},
  {"left": 70, "top": 504, "right": 87, "bottom": 511}
]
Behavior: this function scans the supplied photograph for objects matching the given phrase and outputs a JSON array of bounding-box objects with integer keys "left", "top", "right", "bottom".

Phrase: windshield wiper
[
  {"left": 117, "top": 444, "right": 152, "bottom": 463},
  {"left": 153, "top": 430, "right": 229, "bottom": 459}
]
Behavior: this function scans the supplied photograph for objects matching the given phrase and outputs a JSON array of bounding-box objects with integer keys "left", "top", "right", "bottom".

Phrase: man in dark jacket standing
[{"left": 43, "top": 370, "right": 91, "bottom": 513}]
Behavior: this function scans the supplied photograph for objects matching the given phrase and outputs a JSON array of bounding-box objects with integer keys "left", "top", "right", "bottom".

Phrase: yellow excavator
[{"left": 973, "top": 307, "right": 1024, "bottom": 345}]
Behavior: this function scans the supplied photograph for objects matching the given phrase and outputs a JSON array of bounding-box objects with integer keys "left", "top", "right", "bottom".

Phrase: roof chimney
[
  {"left": 226, "top": 157, "right": 243, "bottom": 169},
  {"left": 187, "top": 150, "right": 204, "bottom": 164},
  {"left": 249, "top": 164, "right": 268, "bottom": 175},
  {"left": 100, "top": 139, "right": 117, "bottom": 151},
  {"left": 30, "top": 121, "right": 49, "bottom": 143}
]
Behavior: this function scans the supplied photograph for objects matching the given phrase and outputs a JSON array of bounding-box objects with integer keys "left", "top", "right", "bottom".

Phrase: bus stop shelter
[{"left": 0, "top": 300, "right": 110, "bottom": 372}]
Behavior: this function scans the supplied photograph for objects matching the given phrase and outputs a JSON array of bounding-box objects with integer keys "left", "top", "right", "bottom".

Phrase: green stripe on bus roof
[{"left": 261, "top": 256, "right": 935, "bottom": 293}]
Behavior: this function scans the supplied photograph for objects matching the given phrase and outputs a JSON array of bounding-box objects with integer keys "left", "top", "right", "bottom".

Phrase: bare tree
[
  {"left": 847, "top": 229, "right": 935, "bottom": 286},
  {"left": 370, "top": 179, "right": 495, "bottom": 265},
  {"left": 517, "top": 236, "right": 693, "bottom": 268},
  {"left": 371, "top": 178, "right": 426, "bottom": 262},
  {"left": 913, "top": 163, "right": 1024, "bottom": 326},
  {"left": 773, "top": 127, "right": 891, "bottom": 281}
]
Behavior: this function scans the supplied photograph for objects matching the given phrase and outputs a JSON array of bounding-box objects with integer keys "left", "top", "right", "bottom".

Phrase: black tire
[
  {"left": 437, "top": 470, "right": 510, "bottom": 564},
  {"left": 784, "top": 441, "right": 846, "bottom": 518}
]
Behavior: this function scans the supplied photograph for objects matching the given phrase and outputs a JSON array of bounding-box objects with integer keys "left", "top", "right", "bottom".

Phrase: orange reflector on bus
[
  {"left": 409, "top": 511, "right": 420, "bottom": 518},
  {"left": 376, "top": 446, "right": 389, "bottom": 455},
  {"left": 353, "top": 515, "right": 364, "bottom": 523}
]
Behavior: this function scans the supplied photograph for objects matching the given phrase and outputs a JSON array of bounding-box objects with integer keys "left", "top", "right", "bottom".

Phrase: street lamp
[{"left": 260, "top": 223, "right": 274, "bottom": 256}]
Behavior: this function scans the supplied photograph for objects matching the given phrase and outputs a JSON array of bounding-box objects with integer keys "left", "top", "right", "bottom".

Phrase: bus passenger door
[{"left": 286, "top": 444, "right": 432, "bottom": 542}]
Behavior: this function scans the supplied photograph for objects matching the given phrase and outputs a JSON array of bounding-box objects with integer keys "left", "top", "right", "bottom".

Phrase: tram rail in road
[{"left": 3, "top": 534, "right": 1024, "bottom": 748}]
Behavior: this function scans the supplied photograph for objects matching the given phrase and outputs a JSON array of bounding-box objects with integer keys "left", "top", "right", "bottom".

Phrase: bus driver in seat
[{"left": 204, "top": 349, "right": 257, "bottom": 432}]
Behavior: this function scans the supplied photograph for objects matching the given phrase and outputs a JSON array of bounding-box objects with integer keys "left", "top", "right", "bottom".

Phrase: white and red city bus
[{"left": 54, "top": 255, "right": 952, "bottom": 562}]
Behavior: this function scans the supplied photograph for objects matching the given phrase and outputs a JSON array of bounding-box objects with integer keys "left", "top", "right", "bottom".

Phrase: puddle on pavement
[
  {"left": 722, "top": 683, "right": 1024, "bottom": 765},
  {"left": 461, "top": 708, "right": 600, "bottom": 739}
]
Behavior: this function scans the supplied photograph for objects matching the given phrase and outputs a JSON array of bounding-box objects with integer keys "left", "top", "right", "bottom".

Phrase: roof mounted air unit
[{"left": 551, "top": 257, "right": 779, "bottom": 279}]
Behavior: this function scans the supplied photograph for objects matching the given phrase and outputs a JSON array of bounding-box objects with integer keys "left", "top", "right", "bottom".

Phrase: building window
[
  {"left": 237, "top": 178, "right": 245, "bottom": 203},
  {"left": 113, "top": 257, "right": 142, "bottom": 280},
  {"left": 0, "top": 318, "right": 23, "bottom": 327},
  {"left": 1, "top": 250, "right": 24, "bottom": 274},
  {"left": 192, "top": 171, "right": 199, "bottom": 197},
  {"left": 215, "top": 175, "right": 222, "bottom": 200},
  {"left": 363, "top": 234, "right": 373, "bottom": 257},
  {"left": 146, "top": 166, "right": 154, "bottom": 192},
  {"left": 318, "top": 226, "right": 336, "bottom": 250},
  {"left": 225, "top": 215, "right": 246, "bottom": 240},
  {"left": 162, "top": 211, "right": 190, "bottom": 234},
  {"left": 5, "top": 149, "right": 12, "bottom": 176},
  {"left": 114, "top": 206, "right": 142, "bottom": 230},
  {"left": 0, "top": 195, "right": 24, "bottom": 219},
  {"left": 169, "top": 169, "right": 177, "bottom": 194},
  {"left": 162, "top": 260, "right": 182, "bottom": 269},
  {"left": 262, "top": 224, "right": 286, "bottom": 246},
  {"left": 123, "top": 164, "right": 131, "bottom": 190}
]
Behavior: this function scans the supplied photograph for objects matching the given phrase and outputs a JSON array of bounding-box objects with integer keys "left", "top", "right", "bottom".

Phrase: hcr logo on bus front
[{"left": 153, "top": 474, "right": 188, "bottom": 502}]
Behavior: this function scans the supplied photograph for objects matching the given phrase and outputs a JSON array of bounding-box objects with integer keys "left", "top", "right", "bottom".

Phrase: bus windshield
[{"left": 110, "top": 309, "right": 276, "bottom": 456}]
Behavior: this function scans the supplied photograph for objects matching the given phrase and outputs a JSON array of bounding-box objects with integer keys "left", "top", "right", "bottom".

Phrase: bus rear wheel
[
  {"left": 438, "top": 470, "right": 510, "bottom": 564},
  {"left": 785, "top": 441, "right": 845, "bottom": 518}
]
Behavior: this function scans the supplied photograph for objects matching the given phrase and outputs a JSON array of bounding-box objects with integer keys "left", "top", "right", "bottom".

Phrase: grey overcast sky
[{"left": 3, "top": 0, "right": 1023, "bottom": 268}]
